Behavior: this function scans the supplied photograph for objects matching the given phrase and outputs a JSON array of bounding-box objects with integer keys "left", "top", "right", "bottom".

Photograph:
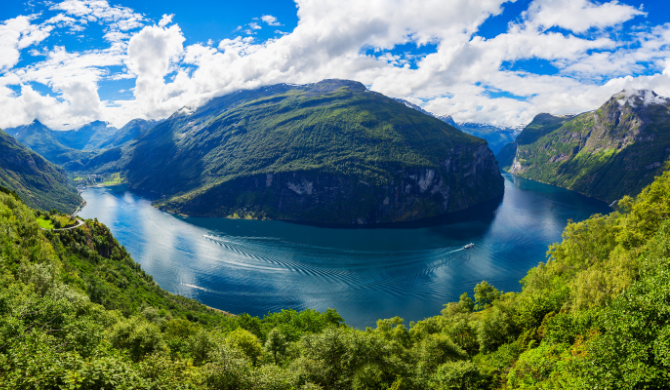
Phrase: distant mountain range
[
  {"left": 76, "top": 79, "right": 504, "bottom": 225},
  {"left": 394, "top": 98, "right": 522, "bottom": 154},
  {"left": 0, "top": 128, "right": 82, "bottom": 212},
  {"left": 5, "top": 118, "right": 160, "bottom": 165},
  {"left": 496, "top": 90, "right": 670, "bottom": 203}
]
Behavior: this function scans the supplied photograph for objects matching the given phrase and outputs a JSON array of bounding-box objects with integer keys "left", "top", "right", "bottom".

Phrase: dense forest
[{"left": 2, "top": 162, "right": 670, "bottom": 389}]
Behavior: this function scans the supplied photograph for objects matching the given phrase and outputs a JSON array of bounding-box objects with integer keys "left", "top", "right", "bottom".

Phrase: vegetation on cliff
[
  {"left": 496, "top": 90, "right": 670, "bottom": 202},
  {"left": 0, "top": 129, "right": 82, "bottom": 213},
  {"left": 76, "top": 79, "right": 504, "bottom": 224},
  {"left": 2, "top": 152, "right": 670, "bottom": 388}
]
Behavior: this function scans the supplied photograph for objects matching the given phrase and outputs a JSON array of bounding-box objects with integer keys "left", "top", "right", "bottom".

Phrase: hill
[
  {"left": 78, "top": 79, "right": 504, "bottom": 225},
  {"left": 97, "top": 118, "right": 160, "bottom": 149},
  {"left": 0, "top": 129, "right": 82, "bottom": 212},
  {"left": 2, "top": 150, "right": 670, "bottom": 388},
  {"left": 496, "top": 90, "right": 670, "bottom": 203},
  {"left": 5, "top": 119, "right": 90, "bottom": 165}
]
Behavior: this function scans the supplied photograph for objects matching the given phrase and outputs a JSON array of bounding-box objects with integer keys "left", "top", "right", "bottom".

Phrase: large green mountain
[
  {"left": 78, "top": 79, "right": 504, "bottom": 225},
  {"left": 0, "top": 129, "right": 82, "bottom": 212},
  {"left": 496, "top": 90, "right": 670, "bottom": 203}
]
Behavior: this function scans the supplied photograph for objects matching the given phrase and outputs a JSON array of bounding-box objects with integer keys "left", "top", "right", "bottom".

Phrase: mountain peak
[{"left": 614, "top": 89, "right": 670, "bottom": 108}]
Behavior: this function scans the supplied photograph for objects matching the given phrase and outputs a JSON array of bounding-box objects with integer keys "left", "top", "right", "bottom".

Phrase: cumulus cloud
[
  {"left": 0, "top": 0, "right": 668, "bottom": 129},
  {"left": 261, "top": 15, "right": 281, "bottom": 26}
]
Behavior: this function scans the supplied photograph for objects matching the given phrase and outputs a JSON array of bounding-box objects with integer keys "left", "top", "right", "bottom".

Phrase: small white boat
[{"left": 464, "top": 243, "right": 475, "bottom": 249}]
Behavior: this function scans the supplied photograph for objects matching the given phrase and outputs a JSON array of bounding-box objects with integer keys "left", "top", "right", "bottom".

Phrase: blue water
[{"left": 78, "top": 173, "right": 611, "bottom": 328}]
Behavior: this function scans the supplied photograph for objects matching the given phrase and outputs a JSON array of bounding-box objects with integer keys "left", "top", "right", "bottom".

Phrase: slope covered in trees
[
  {"left": 0, "top": 129, "right": 82, "bottom": 213},
  {"left": 2, "top": 163, "right": 670, "bottom": 388},
  {"left": 496, "top": 90, "right": 670, "bottom": 203},
  {"left": 75, "top": 79, "right": 504, "bottom": 225}
]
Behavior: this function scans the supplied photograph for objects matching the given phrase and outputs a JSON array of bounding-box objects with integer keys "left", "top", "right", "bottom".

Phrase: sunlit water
[{"left": 78, "top": 173, "right": 611, "bottom": 328}]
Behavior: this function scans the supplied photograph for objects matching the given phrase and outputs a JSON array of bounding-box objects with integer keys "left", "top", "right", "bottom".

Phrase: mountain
[
  {"left": 0, "top": 128, "right": 82, "bottom": 212},
  {"left": 393, "top": 98, "right": 520, "bottom": 154},
  {"left": 97, "top": 118, "right": 160, "bottom": 149},
  {"left": 496, "top": 90, "right": 670, "bottom": 203},
  {"left": 393, "top": 98, "right": 459, "bottom": 128},
  {"left": 79, "top": 79, "right": 504, "bottom": 225},
  {"left": 456, "top": 122, "right": 521, "bottom": 154},
  {"left": 51, "top": 120, "right": 119, "bottom": 150},
  {"left": 5, "top": 119, "right": 90, "bottom": 165}
]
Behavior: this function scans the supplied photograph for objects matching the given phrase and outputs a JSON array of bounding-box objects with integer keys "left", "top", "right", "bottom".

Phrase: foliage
[{"left": 2, "top": 162, "right": 670, "bottom": 388}]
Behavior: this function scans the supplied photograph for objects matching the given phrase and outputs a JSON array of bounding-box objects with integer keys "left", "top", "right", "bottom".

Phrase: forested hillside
[
  {"left": 2, "top": 162, "right": 670, "bottom": 388},
  {"left": 0, "top": 129, "right": 82, "bottom": 213},
  {"left": 496, "top": 90, "right": 670, "bottom": 203},
  {"left": 75, "top": 79, "right": 504, "bottom": 225}
]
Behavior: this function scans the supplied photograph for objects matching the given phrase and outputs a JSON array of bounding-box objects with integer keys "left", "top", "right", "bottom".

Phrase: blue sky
[{"left": 0, "top": 0, "right": 669, "bottom": 129}]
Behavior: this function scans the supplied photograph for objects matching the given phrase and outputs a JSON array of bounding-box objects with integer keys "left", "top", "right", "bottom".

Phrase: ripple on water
[{"left": 78, "top": 174, "right": 611, "bottom": 328}]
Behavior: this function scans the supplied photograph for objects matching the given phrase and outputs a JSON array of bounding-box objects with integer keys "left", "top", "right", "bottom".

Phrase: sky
[{"left": 0, "top": 0, "right": 669, "bottom": 130}]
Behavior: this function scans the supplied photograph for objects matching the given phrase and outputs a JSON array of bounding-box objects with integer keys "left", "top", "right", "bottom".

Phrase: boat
[{"left": 464, "top": 243, "right": 474, "bottom": 249}]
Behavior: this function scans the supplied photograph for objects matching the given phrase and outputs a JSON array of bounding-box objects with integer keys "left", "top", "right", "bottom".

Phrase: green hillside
[
  {"left": 4, "top": 120, "right": 91, "bottom": 166},
  {"left": 496, "top": 113, "right": 573, "bottom": 171},
  {"left": 76, "top": 79, "right": 504, "bottom": 225},
  {"left": 2, "top": 149, "right": 670, "bottom": 389},
  {"left": 496, "top": 90, "right": 670, "bottom": 202},
  {"left": 0, "top": 129, "right": 82, "bottom": 213}
]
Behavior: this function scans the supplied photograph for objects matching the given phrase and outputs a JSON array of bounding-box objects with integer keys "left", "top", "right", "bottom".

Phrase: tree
[
  {"left": 474, "top": 281, "right": 500, "bottom": 310},
  {"left": 265, "top": 328, "right": 288, "bottom": 363}
]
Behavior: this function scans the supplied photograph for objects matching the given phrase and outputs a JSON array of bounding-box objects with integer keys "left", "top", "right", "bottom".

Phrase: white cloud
[
  {"left": 0, "top": 0, "right": 667, "bottom": 130},
  {"left": 51, "top": 0, "right": 144, "bottom": 31},
  {"left": 159, "top": 14, "right": 174, "bottom": 28},
  {"left": 522, "top": 0, "right": 645, "bottom": 33},
  {"left": 261, "top": 15, "right": 281, "bottom": 26}
]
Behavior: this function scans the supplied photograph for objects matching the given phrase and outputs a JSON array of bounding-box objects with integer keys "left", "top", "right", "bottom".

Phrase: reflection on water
[{"left": 78, "top": 173, "right": 611, "bottom": 328}]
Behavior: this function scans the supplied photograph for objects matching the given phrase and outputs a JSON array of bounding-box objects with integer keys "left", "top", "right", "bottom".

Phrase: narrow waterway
[{"left": 78, "top": 173, "right": 611, "bottom": 328}]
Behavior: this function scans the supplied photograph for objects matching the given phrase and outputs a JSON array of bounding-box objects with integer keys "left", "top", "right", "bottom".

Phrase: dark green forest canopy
[{"left": 2, "top": 165, "right": 670, "bottom": 388}]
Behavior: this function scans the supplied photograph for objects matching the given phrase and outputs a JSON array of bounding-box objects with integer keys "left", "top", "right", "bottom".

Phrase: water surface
[{"left": 79, "top": 174, "right": 611, "bottom": 328}]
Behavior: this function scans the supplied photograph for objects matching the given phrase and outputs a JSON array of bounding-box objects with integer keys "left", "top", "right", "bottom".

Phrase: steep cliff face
[
  {"left": 157, "top": 144, "right": 502, "bottom": 224},
  {"left": 497, "top": 90, "right": 670, "bottom": 202}
]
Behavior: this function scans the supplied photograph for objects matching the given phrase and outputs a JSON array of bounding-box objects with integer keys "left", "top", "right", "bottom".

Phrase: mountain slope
[
  {"left": 97, "top": 118, "right": 159, "bottom": 149},
  {"left": 5, "top": 120, "right": 90, "bottom": 165},
  {"left": 80, "top": 79, "right": 504, "bottom": 224},
  {"left": 496, "top": 113, "right": 574, "bottom": 170},
  {"left": 0, "top": 129, "right": 82, "bottom": 212},
  {"left": 51, "top": 120, "right": 119, "bottom": 150},
  {"left": 496, "top": 90, "right": 670, "bottom": 202}
]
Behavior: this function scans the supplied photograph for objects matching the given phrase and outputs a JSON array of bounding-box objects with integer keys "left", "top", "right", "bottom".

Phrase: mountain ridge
[{"left": 496, "top": 89, "right": 670, "bottom": 202}]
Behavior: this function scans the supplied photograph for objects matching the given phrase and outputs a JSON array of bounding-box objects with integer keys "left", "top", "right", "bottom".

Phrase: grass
[
  {"left": 101, "top": 172, "right": 122, "bottom": 186},
  {"left": 36, "top": 217, "right": 54, "bottom": 229}
]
